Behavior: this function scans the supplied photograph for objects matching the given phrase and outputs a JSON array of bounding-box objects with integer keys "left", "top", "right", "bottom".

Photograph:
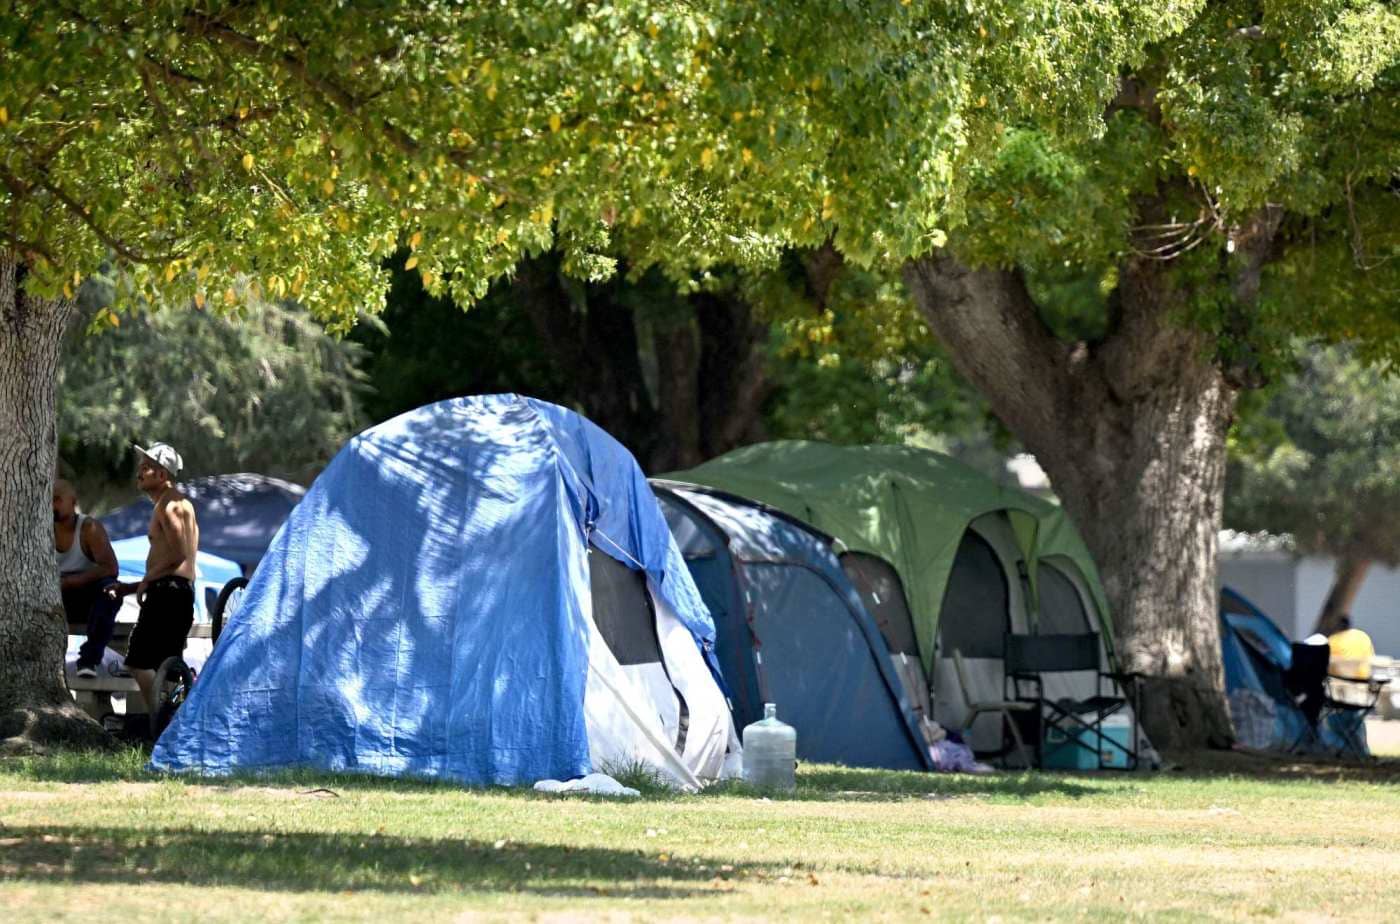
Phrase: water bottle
[{"left": 742, "top": 703, "right": 796, "bottom": 792}]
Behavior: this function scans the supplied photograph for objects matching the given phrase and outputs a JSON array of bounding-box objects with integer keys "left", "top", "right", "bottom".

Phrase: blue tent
[
  {"left": 653, "top": 481, "right": 933, "bottom": 771},
  {"left": 102, "top": 474, "right": 305, "bottom": 573},
  {"left": 1220, "top": 587, "right": 1358, "bottom": 756},
  {"left": 152, "top": 396, "right": 738, "bottom": 788}
]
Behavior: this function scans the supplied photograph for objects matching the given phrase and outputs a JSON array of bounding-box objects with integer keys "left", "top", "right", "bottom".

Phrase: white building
[{"left": 1219, "top": 531, "right": 1400, "bottom": 658}]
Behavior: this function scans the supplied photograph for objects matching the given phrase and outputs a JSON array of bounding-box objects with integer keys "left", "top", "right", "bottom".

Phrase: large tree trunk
[
  {"left": 1314, "top": 556, "right": 1371, "bottom": 636},
  {"left": 904, "top": 248, "right": 1241, "bottom": 751},
  {"left": 0, "top": 251, "right": 108, "bottom": 752},
  {"left": 516, "top": 257, "right": 770, "bottom": 473}
]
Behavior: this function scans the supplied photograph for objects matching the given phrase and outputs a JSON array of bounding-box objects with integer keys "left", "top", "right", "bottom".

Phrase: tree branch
[
  {"left": 1, "top": 162, "right": 185, "bottom": 266},
  {"left": 181, "top": 12, "right": 509, "bottom": 193},
  {"left": 184, "top": 14, "right": 424, "bottom": 162},
  {"left": 901, "top": 250, "right": 1075, "bottom": 450}
]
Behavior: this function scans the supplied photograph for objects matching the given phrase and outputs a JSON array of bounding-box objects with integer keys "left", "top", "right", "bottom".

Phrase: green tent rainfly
[{"left": 665, "top": 440, "right": 1116, "bottom": 675}]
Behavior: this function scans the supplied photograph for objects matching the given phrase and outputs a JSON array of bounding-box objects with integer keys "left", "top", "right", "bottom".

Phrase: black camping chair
[
  {"left": 1283, "top": 642, "right": 1328, "bottom": 754},
  {"left": 1004, "top": 632, "right": 1140, "bottom": 771},
  {"left": 1286, "top": 641, "right": 1390, "bottom": 759}
]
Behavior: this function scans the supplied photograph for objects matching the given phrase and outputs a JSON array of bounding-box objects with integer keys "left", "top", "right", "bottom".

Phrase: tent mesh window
[
  {"left": 1036, "top": 562, "right": 1092, "bottom": 635},
  {"left": 654, "top": 492, "right": 720, "bottom": 559},
  {"left": 587, "top": 544, "right": 690, "bottom": 752},
  {"left": 937, "top": 530, "right": 1010, "bottom": 658},
  {"left": 587, "top": 545, "right": 664, "bottom": 666},
  {"left": 839, "top": 552, "right": 919, "bottom": 656}
]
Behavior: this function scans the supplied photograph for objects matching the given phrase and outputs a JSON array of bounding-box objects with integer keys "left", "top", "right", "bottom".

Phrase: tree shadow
[
  {"left": 5, "top": 750, "right": 1125, "bottom": 801},
  {"left": 734, "top": 764, "right": 1117, "bottom": 801},
  {"left": 1161, "top": 747, "right": 1400, "bottom": 784},
  {"left": 0, "top": 824, "right": 771, "bottom": 898}
]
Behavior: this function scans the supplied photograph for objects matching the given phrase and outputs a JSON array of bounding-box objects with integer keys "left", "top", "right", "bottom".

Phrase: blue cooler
[{"left": 1042, "top": 716, "right": 1133, "bottom": 770}]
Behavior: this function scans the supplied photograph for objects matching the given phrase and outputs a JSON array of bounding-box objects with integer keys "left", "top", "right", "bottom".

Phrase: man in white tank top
[{"left": 53, "top": 479, "right": 120, "bottom": 678}]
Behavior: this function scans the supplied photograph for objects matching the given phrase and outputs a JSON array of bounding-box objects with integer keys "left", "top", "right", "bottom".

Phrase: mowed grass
[{"left": 3, "top": 747, "right": 1400, "bottom": 922}]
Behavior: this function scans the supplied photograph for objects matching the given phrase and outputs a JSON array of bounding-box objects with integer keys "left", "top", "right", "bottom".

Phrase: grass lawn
[{"left": 3, "top": 747, "right": 1400, "bottom": 922}]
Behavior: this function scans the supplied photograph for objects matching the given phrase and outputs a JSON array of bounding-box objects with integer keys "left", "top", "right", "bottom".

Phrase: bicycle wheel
[
  {"left": 150, "top": 655, "right": 196, "bottom": 741},
  {"left": 210, "top": 577, "right": 249, "bottom": 645}
]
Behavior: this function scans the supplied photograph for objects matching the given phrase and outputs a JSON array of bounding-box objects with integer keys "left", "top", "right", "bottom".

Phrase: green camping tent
[{"left": 666, "top": 441, "right": 1116, "bottom": 674}]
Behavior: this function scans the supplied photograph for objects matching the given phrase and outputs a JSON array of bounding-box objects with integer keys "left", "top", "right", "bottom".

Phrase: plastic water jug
[{"left": 742, "top": 703, "right": 796, "bottom": 791}]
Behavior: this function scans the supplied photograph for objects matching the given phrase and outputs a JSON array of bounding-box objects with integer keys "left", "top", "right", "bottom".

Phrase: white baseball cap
[{"left": 134, "top": 442, "right": 183, "bottom": 478}]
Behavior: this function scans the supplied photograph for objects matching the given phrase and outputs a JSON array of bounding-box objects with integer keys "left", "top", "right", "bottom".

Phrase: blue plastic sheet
[{"left": 151, "top": 395, "right": 715, "bottom": 785}]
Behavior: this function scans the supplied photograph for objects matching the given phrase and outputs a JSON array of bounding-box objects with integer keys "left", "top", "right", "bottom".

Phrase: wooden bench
[{"left": 65, "top": 622, "right": 213, "bottom": 720}]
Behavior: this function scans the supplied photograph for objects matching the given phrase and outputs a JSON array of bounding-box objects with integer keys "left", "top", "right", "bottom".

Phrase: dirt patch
[{"left": 0, "top": 791, "right": 63, "bottom": 802}]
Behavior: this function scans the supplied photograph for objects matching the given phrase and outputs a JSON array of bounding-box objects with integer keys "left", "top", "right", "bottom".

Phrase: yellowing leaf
[
  {"left": 409, "top": 231, "right": 423, "bottom": 249},
  {"left": 420, "top": 270, "right": 435, "bottom": 287},
  {"left": 487, "top": 84, "right": 498, "bottom": 101},
  {"left": 164, "top": 264, "right": 176, "bottom": 283},
  {"left": 404, "top": 255, "right": 419, "bottom": 270},
  {"left": 0, "top": 106, "right": 8, "bottom": 125},
  {"left": 194, "top": 291, "right": 206, "bottom": 309},
  {"left": 1187, "top": 164, "right": 1199, "bottom": 176},
  {"left": 242, "top": 152, "right": 254, "bottom": 171},
  {"left": 496, "top": 228, "right": 510, "bottom": 244},
  {"left": 700, "top": 148, "right": 715, "bottom": 169},
  {"left": 106, "top": 309, "right": 120, "bottom": 327},
  {"left": 62, "top": 283, "right": 73, "bottom": 299},
  {"left": 549, "top": 113, "right": 562, "bottom": 133},
  {"left": 223, "top": 287, "right": 236, "bottom": 305},
  {"left": 322, "top": 178, "right": 335, "bottom": 195},
  {"left": 742, "top": 148, "right": 753, "bottom": 164},
  {"left": 196, "top": 265, "right": 209, "bottom": 282}
]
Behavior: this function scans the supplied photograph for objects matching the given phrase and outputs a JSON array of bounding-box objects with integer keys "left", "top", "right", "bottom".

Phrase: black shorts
[{"left": 124, "top": 576, "right": 195, "bottom": 670}]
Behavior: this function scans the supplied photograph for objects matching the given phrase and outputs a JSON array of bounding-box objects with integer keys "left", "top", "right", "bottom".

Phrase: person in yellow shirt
[{"left": 1328, "top": 615, "right": 1375, "bottom": 681}]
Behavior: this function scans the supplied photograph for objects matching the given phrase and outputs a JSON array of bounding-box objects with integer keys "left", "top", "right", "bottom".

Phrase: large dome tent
[
  {"left": 666, "top": 441, "right": 1148, "bottom": 761},
  {"left": 152, "top": 395, "right": 739, "bottom": 789}
]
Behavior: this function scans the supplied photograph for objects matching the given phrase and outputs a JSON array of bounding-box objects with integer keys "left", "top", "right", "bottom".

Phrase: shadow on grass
[
  {"left": 785, "top": 765, "right": 1117, "bottom": 801},
  {"left": 0, "top": 824, "right": 769, "bottom": 898},
  {"left": 1161, "top": 747, "right": 1400, "bottom": 784},
  {"left": 2, "top": 749, "right": 1132, "bottom": 801}
]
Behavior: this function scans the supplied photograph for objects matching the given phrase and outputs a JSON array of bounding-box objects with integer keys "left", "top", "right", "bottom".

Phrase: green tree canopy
[
  {"left": 1227, "top": 344, "right": 1400, "bottom": 632},
  {"left": 58, "top": 282, "right": 366, "bottom": 507},
  {"left": 6, "top": 1, "right": 1400, "bottom": 749}
]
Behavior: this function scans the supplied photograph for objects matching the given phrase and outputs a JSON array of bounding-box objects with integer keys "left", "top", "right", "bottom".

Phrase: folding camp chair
[
  {"left": 1283, "top": 642, "right": 1329, "bottom": 754},
  {"left": 1320, "top": 673, "right": 1390, "bottom": 761},
  {"left": 951, "top": 648, "right": 1036, "bottom": 768},
  {"left": 1284, "top": 642, "right": 1390, "bottom": 759},
  {"left": 1003, "top": 632, "right": 1140, "bottom": 770}
]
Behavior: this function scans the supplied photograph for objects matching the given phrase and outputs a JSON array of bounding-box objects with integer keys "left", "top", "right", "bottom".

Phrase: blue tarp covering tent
[
  {"left": 654, "top": 481, "right": 933, "bottom": 771},
  {"left": 102, "top": 474, "right": 306, "bottom": 573},
  {"left": 151, "top": 395, "right": 739, "bottom": 788},
  {"left": 1220, "top": 587, "right": 1359, "bottom": 755}
]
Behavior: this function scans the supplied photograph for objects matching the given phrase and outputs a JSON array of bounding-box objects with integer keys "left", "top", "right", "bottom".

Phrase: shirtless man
[
  {"left": 105, "top": 443, "right": 199, "bottom": 713},
  {"left": 53, "top": 479, "right": 121, "bottom": 678}
]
